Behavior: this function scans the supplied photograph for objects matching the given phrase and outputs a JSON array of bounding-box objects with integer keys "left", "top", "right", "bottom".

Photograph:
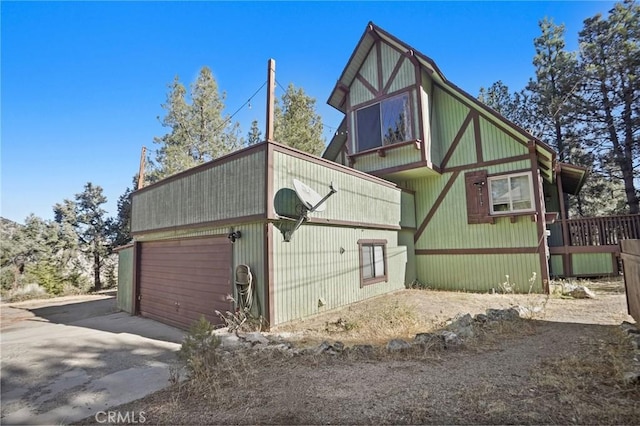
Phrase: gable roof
[{"left": 324, "top": 22, "right": 560, "bottom": 183}]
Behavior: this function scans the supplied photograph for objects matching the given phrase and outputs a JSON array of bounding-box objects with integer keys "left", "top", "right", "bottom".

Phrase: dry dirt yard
[{"left": 84, "top": 279, "right": 640, "bottom": 425}]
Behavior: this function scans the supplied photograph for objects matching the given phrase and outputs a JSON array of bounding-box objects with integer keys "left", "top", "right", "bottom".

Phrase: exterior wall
[
  {"left": 117, "top": 246, "right": 134, "bottom": 314},
  {"left": 272, "top": 149, "right": 401, "bottom": 227},
  {"left": 353, "top": 143, "right": 422, "bottom": 175},
  {"left": 271, "top": 225, "right": 407, "bottom": 325},
  {"left": 572, "top": 253, "right": 614, "bottom": 275},
  {"left": 133, "top": 222, "right": 267, "bottom": 319},
  {"left": 131, "top": 147, "right": 266, "bottom": 233},
  {"left": 431, "top": 86, "right": 470, "bottom": 166},
  {"left": 550, "top": 255, "right": 564, "bottom": 277},
  {"left": 395, "top": 83, "right": 546, "bottom": 292}
]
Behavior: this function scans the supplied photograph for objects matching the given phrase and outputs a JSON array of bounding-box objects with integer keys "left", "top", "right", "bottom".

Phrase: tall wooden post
[
  {"left": 266, "top": 59, "right": 276, "bottom": 142},
  {"left": 137, "top": 146, "right": 147, "bottom": 189}
]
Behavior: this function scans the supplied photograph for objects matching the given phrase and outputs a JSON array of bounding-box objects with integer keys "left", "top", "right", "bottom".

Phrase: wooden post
[
  {"left": 137, "top": 146, "right": 147, "bottom": 189},
  {"left": 266, "top": 59, "right": 276, "bottom": 142},
  {"left": 556, "top": 168, "right": 571, "bottom": 277}
]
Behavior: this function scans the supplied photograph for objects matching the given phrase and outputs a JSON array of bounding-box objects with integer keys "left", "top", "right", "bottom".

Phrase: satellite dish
[
  {"left": 293, "top": 179, "right": 327, "bottom": 212},
  {"left": 273, "top": 179, "right": 338, "bottom": 242}
]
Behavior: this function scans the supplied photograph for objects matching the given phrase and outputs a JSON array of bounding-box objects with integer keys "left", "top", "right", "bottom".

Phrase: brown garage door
[{"left": 138, "top": 236, "right": 232, "bottom": 329}]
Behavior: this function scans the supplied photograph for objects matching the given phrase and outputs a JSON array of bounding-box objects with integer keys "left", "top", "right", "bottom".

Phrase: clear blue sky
[{"left": 1, "top": 1, "right": 615, "bottom": 224}]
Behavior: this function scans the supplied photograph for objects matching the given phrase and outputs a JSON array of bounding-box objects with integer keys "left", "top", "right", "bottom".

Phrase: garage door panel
[
  {"left": 138, "top": 236, "right": 232, "bottom": 329},
  {"left": 139, "top": 268, "right": 230, "bottom": 284},
  {"left": 140, "top": 283, "right": 231, "bottom": 302}
]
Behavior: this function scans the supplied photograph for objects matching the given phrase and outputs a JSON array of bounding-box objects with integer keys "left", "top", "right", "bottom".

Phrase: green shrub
[
  {"left": 24, "top": 262, "right": 65, "bottom": 295},
  {"left": 178, "top": 316, "right": 221, "bottom": 378}
]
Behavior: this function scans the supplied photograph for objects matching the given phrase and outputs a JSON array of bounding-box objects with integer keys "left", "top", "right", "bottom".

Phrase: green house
[{"left": 118, "top": 23, "right": 638, "bottom": 329}]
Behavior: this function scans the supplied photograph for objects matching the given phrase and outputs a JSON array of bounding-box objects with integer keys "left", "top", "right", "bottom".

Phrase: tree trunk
[{"left": 93, "top": 250, "right": 102, "bottom": 292}]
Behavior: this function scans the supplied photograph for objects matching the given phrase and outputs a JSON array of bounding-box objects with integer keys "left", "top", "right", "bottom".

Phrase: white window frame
[
  {"left": 354, "top": 93, "right": 413, "bottom": 153},
  {"left": 488, "top": 172, "right": 535, "bottom": 215}
]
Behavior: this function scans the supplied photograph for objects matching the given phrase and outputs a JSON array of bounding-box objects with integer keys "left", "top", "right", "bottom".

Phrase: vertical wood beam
[
  {"left": 266, "top": 59, "right": 276, "bottom": 142},
  {"left": 556, "top": 168, "right": 571, "bottom": 277}
]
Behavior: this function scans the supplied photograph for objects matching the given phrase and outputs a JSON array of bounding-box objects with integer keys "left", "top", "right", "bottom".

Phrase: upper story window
[
  {"left": 355, "top": 93, "right": 413, "bottom": 152},
  {"left": 488, "top": 172, "right": 535, "bottom": 214}
]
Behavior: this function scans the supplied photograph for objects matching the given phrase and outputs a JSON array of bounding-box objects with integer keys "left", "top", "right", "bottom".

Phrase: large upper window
[
  {"left": 358, "top": 239, "right": 388, "bottom": 287},
  {"left": 488, "top": 172, "right": 535, "bottom": 214},
  {"left": 355, "top": 93, "right": 413, "bottom": 152}
]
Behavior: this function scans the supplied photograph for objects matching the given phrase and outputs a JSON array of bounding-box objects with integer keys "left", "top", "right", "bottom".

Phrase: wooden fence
[{"left": 622, "top": 240, "right": 640, "bottom": 324}]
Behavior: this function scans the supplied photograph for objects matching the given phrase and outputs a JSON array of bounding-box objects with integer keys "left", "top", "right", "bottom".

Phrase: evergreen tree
[
  {"left": 246, "top": 120, "right": 263, "bottom": 146},
  {"left": 576, "top": 0, "right": 639, "bottom": 213},
  {"left": 527, "top": 18, "right": 582, "bottom": 162},
  {"left": 150, "top": 67, "right": 241, "bottom": 181},
  {"left": 477, "top": 81, "right": 533, "bottom": 130},
  {"left": 56, "top": 183, "right": 111, "bottom": 291},
  {"left": 274, "top": 83, "right": 325, "bottom": 155}
]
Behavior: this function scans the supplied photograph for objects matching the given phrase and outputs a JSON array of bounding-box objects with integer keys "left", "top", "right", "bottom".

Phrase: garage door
[{"left": 138, "top": 236, "right": 232, "bottom": 329}]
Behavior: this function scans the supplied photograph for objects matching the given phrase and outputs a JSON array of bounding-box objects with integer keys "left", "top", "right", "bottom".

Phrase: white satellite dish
[
  {"left": 293, "top": 179, "right": 327, "bottom": 212},
  {"left": 275, "top": 179, "right": 337, "bottom": 242}
]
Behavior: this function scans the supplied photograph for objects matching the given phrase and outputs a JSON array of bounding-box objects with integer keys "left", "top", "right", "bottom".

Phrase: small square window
[
  {"left": 358, "top": 239, "right": 388, "bottom": 287},
  {"left": 488, "top": 172, "right": 534, "bottom": 214}
]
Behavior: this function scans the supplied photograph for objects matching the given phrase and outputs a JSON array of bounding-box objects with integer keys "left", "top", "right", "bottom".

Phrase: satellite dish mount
[{"left": 277, "top": 179, "right": 337, "bottom": 242}]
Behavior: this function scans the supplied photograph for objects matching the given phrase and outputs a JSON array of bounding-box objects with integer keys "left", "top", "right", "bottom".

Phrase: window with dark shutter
[{"left": 464, "top": 170, "right": 492, "bottom": 224}]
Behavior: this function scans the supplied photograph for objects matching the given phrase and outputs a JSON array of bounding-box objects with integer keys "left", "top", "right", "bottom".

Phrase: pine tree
[
  {"left": 246, "top": 120, "right": 263, "bottom": 146},
  {"left": 576, "top": 0, "right": 639, "bottom": 213},
  {"left": 150, "top": 67, "right": 241, "bottom": 181},
  {"left": 527, "top": 18, "right": 582, "bottom": 162},
  {"left": 56, "top": 183, "right": 111, "bottom": 291},
  {"left": 274, "top": 83, "right": 325, "bottom": 155}
]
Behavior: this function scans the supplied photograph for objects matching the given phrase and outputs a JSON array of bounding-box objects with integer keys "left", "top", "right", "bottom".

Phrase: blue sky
[{"left": 1, "top": 1, "right": 616, "bottom": 224}]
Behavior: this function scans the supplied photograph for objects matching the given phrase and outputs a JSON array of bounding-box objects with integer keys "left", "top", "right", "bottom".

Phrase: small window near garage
[
  {"left": 488, "top": 172, "right": 535, "bottom": 214},
  {"left": 355, "top": 93, "right": 413, "bottom": 152},
  {"left": 358, "top": 239, "right": 388, "bottom": 287}
]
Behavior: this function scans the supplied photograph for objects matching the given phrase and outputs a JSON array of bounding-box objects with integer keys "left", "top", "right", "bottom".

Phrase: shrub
[{"left": 178, "top": 315, "right": 221, "bottom": 378}]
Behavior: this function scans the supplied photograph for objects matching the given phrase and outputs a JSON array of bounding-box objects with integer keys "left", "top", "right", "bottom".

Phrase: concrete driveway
[{"left": 1, "top": 293, "right": 185, "bottom": 425}]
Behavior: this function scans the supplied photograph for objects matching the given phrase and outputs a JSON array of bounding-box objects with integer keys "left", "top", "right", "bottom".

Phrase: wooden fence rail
[
  {"left": 559, "top": 214, "right": 640, "bottom": 246},
  {"left": 622, "top": 240, "right": 640, "bottom": 324}
]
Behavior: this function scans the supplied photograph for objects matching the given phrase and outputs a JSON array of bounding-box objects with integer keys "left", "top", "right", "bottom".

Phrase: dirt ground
[{"left": 79, "top": 279, "right": 639, "bottom": 425}]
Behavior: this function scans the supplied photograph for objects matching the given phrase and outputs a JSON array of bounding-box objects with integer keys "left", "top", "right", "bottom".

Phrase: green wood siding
[
  {"left": 549, "top": 255, "right": 563, "bottom": 277},
  {"left": 417, "top": 254, "right": 543, "bottom": 293},
  {"left": 412, "top": 168, "right": 538, "bottom": 250},
  {"left": 399, "top": 229, "right": 416, "bottom": 286},
  {"left": 387, "top": 58, "right": 414, "bottom": 94},
  {"left": 572, "top": 253, "right": 613, "bottom": 275},
  {"left": 360, "top": 44, "right": 379, "bottom": 91},
  {"left": 350, "top": 78, "right": 375, "bottom": 107},
  {"left": 432, "top": 86, "right": 469, "bottom": 166},
  {"left": 445, "top": 124, "right": 477, "bottom": 168},
  {"left": 353, "top": 143, "right": 422, "bottom": 174},
  {"left": 400, "top": 191, "right": 416, "bottom": 228},
  {"left": 272, "top": 225, "right": 406, "bottom": 325},
  {"left": 117, "top": 246, "right": 134, "bottom": 314},
  {"left": 480, "top": 116, "right": 528, "bottom": 161},
  {"left": 380, "top": 42, "right": 401, "bottom": 86},
  {"left": 134, "top": 222, "right": 267, "bottom": 319},
  {"left": 272, "top": 150, "right": 401, "bottom": 227},
  {"left": 132, "top": 149, "right": 266, "bottom": 233}
]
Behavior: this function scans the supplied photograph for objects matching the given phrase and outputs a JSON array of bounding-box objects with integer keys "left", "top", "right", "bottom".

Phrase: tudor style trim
[
  {"left": 131, "top": 214, "right": 266, "bottom": 236},
  {"left": 416, "top": 247, "right": 538, "bottom": 255},
  {"left": 441, "top": 111, "right": 473, "bottom": 169},
  {"left": 414, "top": 171, "right": 461, "bottom": 243},
  {"left": 472, "top": 111, "right": 483, "bottom": 163}
]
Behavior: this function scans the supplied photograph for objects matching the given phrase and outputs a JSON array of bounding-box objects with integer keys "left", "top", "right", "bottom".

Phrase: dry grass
[{"left": 278, "top": 296, "right": 441, "bottom": 346}]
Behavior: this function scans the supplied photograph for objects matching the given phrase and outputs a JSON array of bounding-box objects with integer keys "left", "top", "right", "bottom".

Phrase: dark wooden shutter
[{"left": 465, "top": 170, "right": 493, "bottom": 224}]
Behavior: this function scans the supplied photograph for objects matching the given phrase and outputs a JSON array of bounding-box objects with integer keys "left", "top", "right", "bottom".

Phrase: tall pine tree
[
  {"left": 150, "top": 67, "right": 241, "bottom": 181},
  {"left": 274, "top": 83, "right": 325, "bottom": 155}
]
